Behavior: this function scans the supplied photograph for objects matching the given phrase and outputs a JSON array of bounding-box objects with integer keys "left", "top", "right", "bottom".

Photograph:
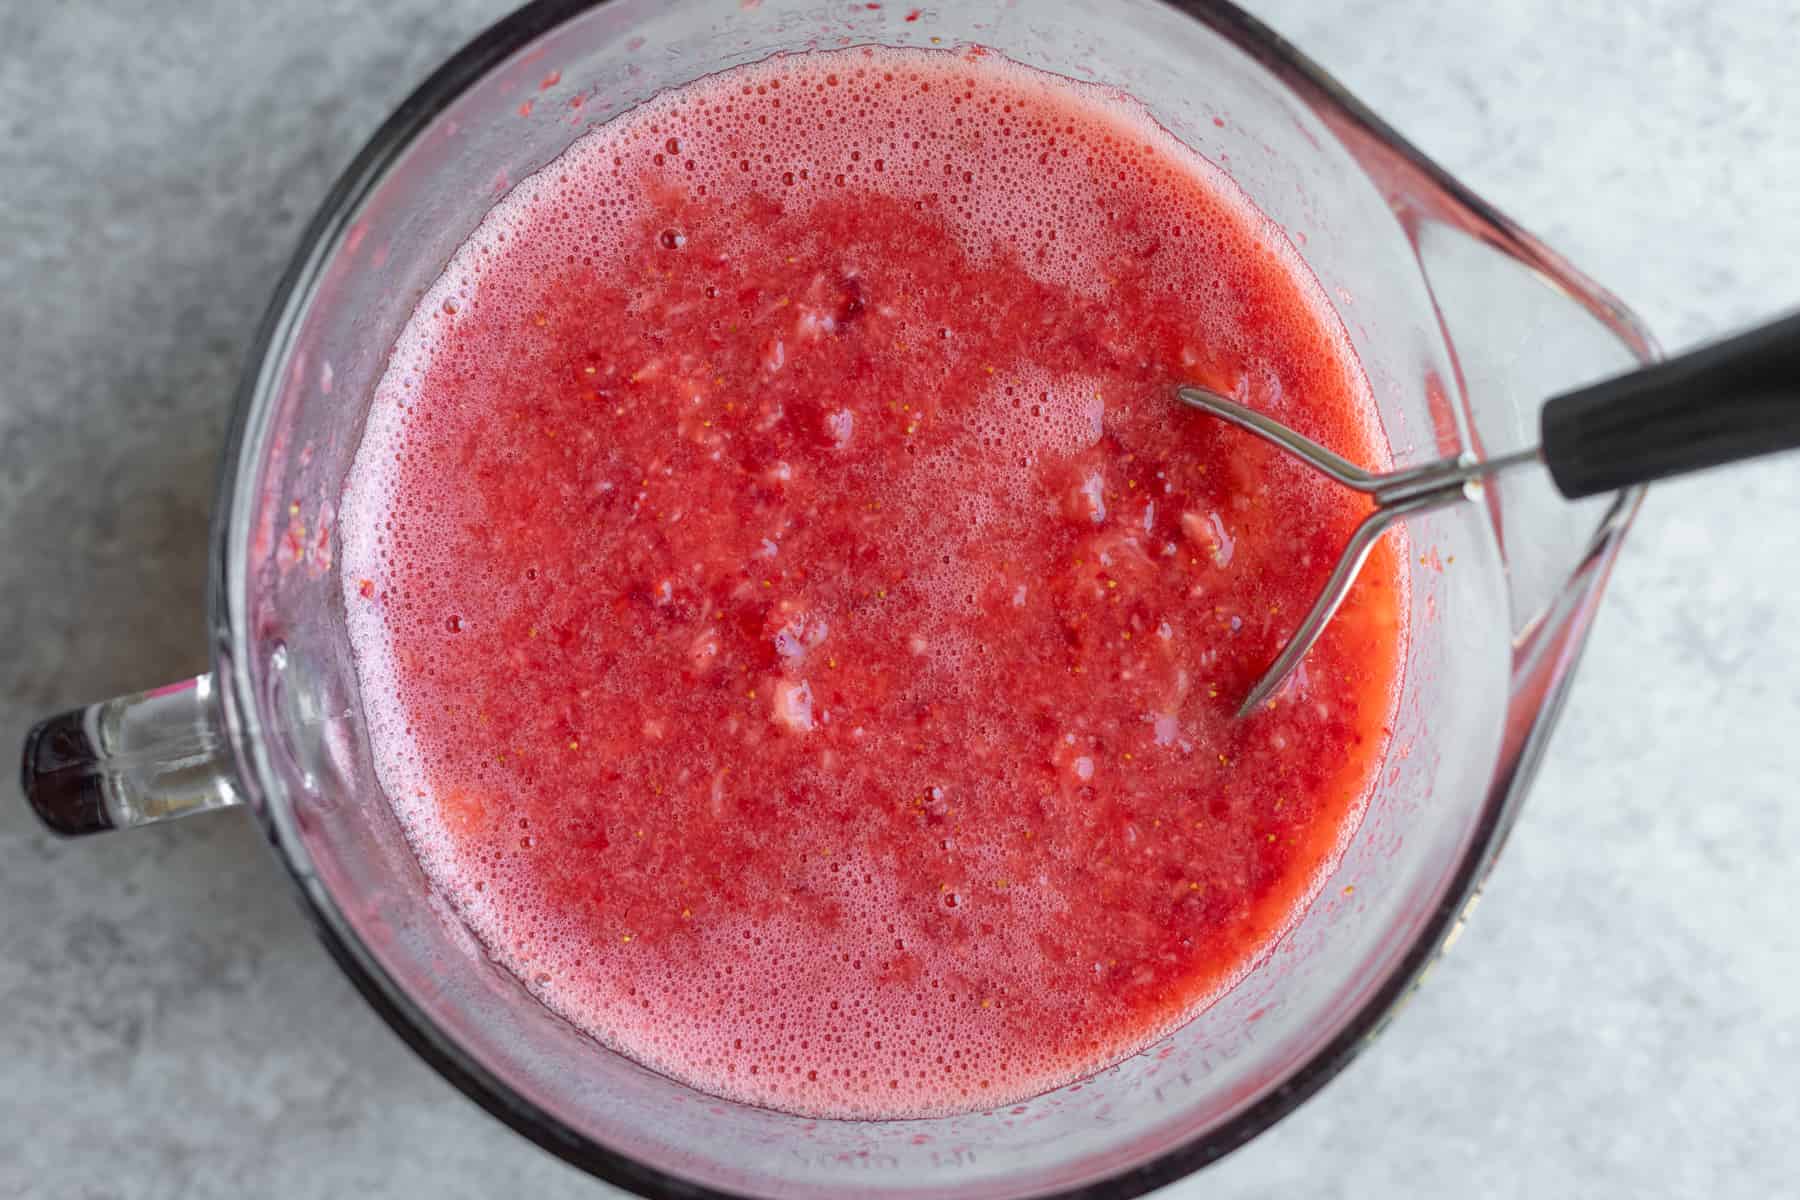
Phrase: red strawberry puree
[{"left": 339, "top": 45, "right": 1403, "bottom": 1119}]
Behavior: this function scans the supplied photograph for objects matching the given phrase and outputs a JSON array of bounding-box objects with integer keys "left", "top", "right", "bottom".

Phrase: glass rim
[{"left": 207, "top": 3, "right": 1653, "bottom": 1197}]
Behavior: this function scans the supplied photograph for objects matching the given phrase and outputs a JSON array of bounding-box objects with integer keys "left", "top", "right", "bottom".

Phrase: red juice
[{"left": 339, "top": 45, "right": 1403, "bottom": 1120}]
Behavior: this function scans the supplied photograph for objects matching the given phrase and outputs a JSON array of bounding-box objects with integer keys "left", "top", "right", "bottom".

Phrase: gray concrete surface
[{"left": 2, "top": 2, "right": 1797, "bottom": 1197}]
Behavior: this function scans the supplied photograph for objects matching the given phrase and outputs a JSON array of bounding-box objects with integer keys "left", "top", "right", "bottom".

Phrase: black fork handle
[{"left": 1541, "top": 310, "right": 1800, "bottom": 500}]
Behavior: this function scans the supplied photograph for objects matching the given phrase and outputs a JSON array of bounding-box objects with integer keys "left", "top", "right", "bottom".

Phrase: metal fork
[{"left": 1176, "top": 309, "right": 1800, "bottom": 717}]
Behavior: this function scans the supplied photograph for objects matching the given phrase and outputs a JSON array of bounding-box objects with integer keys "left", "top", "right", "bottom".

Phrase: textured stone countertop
[{"left": 2, "top": 2, "right": 1797, "bottom": 1197}]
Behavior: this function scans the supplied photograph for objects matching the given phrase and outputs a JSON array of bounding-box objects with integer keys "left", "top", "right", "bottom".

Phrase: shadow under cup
[{"left": 201, "top": 2, "right": 1653, "bottom": 1197}]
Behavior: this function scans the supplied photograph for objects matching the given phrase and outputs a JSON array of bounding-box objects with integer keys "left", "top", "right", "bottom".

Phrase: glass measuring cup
[{"left": 18, "top": 2, "right": 1656, "bottom": 1197}]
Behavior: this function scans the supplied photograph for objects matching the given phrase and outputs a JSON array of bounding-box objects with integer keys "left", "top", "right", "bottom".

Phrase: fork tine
[{"left": 1175, "top": 385, "right": 1505, "bottom": 716}]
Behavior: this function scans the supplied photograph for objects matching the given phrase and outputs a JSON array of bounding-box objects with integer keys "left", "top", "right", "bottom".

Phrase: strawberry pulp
[{"left": 339, "top": 45, "right": 1404, "bottom": 1119}]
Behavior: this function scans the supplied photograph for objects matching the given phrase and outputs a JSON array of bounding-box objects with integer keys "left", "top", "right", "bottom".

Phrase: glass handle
[{"left": 20, "top": 674, "right": 242, "bottom": 836}]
